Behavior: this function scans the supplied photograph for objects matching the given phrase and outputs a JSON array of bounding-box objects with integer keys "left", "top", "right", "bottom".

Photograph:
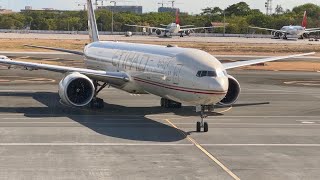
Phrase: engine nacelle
[
  {"left": 155, "top": 29, "right": 162, "bottom": 35},
  {"left": 274, "top": 32, "right": 282, "bottom": 38},
  {"left": 218, "top": 75, "right": 241, "bottom": 106},
  {"left": 59, "top": 72, "right": 95, "bottom": 107},
  {"left": 302, "top": 33, "right": 309, "bottom": 39},
  {"left": 125, "top": 31, "right": 133, "bottom": 37},
  {"left": 185, "top": 30, "right": 191, "bottom": 36}
]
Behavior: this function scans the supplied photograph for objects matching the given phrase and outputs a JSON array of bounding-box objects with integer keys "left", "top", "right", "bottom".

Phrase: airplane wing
[
  {"left": 305, "top": 28, "right": 320, "bottom": 31},
  {"left": 223, "top": 52, "right": 315, "bottom": 70},
  {"left": 0, "top": 56, "right": 130, "bottom": 85},
  {"left": 25, "top": 44, "right": 84, "bottom": 56},
  {"left": 180, "top": 25, "right": 195, "bottom": 28},
  {"left": 179, "top": 26, "right": 213, "bottom": 32},
  {"left": 125, "top": 24, "right": 165, "bottom": 31},
  {"left": 305, "top": 29, "right": 320, "bottom": 33},
  {"left": 249, "top": 26, "right": 286, "bottom": 33}
]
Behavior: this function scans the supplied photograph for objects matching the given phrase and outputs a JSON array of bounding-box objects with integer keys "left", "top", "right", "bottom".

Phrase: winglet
[{"left": 87, "top": 0, "right": 99, "bottom": 42}]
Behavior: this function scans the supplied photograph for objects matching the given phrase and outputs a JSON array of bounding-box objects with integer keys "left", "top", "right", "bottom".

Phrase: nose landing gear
[{"left": 196, "top": 105, "right": 213, "bottom": 132}]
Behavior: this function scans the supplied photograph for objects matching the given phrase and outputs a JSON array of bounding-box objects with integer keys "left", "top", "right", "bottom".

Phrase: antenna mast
[{"left": 265, "top": 0, "right": 273, "bottom": 15}]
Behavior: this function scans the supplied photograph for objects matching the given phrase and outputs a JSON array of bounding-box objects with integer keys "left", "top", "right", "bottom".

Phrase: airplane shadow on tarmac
[{"left": 0, "top": 92, "right": 269, "bottom": 142}]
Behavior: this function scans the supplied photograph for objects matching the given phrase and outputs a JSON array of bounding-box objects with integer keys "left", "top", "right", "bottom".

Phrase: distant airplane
[
  {"left": 250, "top": 11, "right": 320, "bottom": 39},
  {"left": 0, "top": 0, "right": 315, "bottom": 132},
  {"left": 126, "top": 10, "right": 213, "bottom": 37}
]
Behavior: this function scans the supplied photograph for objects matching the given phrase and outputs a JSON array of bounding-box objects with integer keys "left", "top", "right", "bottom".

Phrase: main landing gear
[
  {"left": 196, "top": 105, "right": 213, "bottom": 132},
  {"left": 161, "top": 98, "right": 182, "bottom": 108},
  {"left": 180, "top": 33, "right": 184, "bottom": 37},
  {"left": 89, "top": 81, "right": 108, "bottom": 109}
]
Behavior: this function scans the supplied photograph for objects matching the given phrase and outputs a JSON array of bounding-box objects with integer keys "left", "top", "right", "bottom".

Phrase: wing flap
[{"left": 223, "top": 52, "right": 315, "bottom": 70}]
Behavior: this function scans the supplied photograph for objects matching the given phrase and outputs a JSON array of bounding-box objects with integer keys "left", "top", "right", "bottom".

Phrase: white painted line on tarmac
[
  {"left": 182, "top": 123, "right": 320, "bottom": 126},
  {"left": 300, "top": 121, "right": 316, "bottom": 124},
  {"left": 0, "top": 90, "right": 56, "bottom": 92},
  {"left": 0, "top": 143, "right": 192, "bottom": 146},
  {"left": 242, "top": 89, "right": 298, "bottom": 93},
  {"left": 3, "top": 118, "right": 43, "bottom": 120},
  {"left": 296, "top": 120, "right": 320, "bottom": 122}
]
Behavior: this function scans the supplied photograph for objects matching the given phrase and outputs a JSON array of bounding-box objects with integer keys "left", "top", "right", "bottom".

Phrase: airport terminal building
[{"left": 97, "top": 5, "right": 142, "bottom": 14}]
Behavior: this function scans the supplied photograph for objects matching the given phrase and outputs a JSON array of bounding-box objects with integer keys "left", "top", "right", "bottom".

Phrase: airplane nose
[
  {"left": 217, "top": 77, "right": 229, "bottom": 92},
  {"left": 208, "top": 77, "right": 228, "bottom": 92}
]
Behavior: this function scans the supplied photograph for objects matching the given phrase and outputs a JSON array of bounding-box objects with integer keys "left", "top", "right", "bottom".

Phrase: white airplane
[
  {"left": 126, "top": 10, "right": 213, "bottom": 37},
  {"left": 0, "top": 0, "right": 314, "bottom": 132},
  {"left": 250, "top": 11, "right": 320, "bottom": 39}
]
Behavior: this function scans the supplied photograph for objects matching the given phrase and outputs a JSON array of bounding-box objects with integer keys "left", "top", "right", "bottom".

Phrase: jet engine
[
  {"left": 302, "top": 33, "right": 309, "bottom": 39},
  {"left": 59, "top": 72, "right": 95, "bottom": 107},
  {"left": 274, "top": 32, "right": 282, "bottom": 39},
  {"left": 218, "top": 75, "right": 241, "bottom": 106},
  {"left": 185, "top": 30, "right": 191, "bottom": 36},
  {"left": 155, "top": 29, "right": 162, "bottom": 35}
]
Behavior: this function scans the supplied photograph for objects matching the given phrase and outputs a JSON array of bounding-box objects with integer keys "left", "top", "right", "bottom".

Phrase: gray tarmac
[
  {"left": 1, "top": 33, "right": 320, "bottom": 45},
  {"left": 0, "top": 66, "right": 319, "bottom": 180}
]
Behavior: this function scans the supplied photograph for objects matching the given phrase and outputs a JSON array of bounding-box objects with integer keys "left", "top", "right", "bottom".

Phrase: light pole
[
  {"left": 110, "top": 1, "right": 116, "bottom": 35},
  {"left": 223, "top": 10, "right": 226, "bottom": 37}
]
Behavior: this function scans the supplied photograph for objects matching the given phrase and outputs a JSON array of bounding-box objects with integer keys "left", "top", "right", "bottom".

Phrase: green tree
[{"left": 225, "top": 2, "right": 252, "bottom": 16}]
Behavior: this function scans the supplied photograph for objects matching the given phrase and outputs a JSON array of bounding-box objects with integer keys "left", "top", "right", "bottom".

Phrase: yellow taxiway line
[{"left": 165, "top": 112, "right": 240, "bottom": 180}]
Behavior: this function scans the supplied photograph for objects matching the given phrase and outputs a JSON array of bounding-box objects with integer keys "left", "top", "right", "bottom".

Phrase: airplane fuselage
[
  {"left": 280, "top": 26, "right": 305, "bottom": 36},
  {"left": 166, "top": 23, "right": 181, "bottom": 33},
  {"left": 84, "top": 41, "right": 228, "bottom": 105}
]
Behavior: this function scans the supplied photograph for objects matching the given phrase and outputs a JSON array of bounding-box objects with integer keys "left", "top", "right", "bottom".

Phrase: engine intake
[
  {"left": 219, "top": 75, "right": 241, "bottom": 106},
  {"left": 155, "top": 29, "right": 162, "bottom": 35},
  {"left": 59, "top": 72, "right": 95, "bottom": 107},
  {"left": 302, "top": 33, "right": 309, "bottom": 39}
]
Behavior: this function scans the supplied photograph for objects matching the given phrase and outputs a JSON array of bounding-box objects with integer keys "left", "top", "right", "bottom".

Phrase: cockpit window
[{"left": 196, "top": 71, "right": 217, "bottom": 77}]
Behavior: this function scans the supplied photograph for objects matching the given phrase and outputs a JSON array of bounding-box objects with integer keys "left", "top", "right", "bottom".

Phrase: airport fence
[{"left": 0, "top": 29, "right": 273, "bottom": 38}]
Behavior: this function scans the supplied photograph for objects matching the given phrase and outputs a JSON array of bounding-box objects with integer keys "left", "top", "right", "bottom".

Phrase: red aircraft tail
[
  {"left": 175, "top": 9, "right": 180, "bottom": 25},
  {"left": 302, "top": 11, "right": 307, "bottom": 28}
]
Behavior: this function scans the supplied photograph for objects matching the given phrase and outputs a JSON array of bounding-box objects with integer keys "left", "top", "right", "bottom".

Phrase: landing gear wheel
[
  {"left": 196, "top": 122, "right": 201, "bottom": 132},
  {"left": 195, "top": 105, "right": 213, "bottom": 133},
  {"left": 204, "top": 122, "right": 208, "bottom": 132},
  {"left": 160, "top": 98, "right": 165, "bottom": 107}
]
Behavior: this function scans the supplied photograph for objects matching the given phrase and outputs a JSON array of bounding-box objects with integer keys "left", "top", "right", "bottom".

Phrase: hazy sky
[{"left": 2, "top": 0, "right": 319, "bottom": 14}]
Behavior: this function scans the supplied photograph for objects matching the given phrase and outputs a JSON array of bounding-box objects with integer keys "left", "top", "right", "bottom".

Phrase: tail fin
[
  {"left": 87, "top": 0, "right": 99, "bottom": 42},
  {"left": 175, "top": 9, "right": 180, "bottom": 25},
  {"left": 302, "top": 11, "right": 307, "bottom": 28}
]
